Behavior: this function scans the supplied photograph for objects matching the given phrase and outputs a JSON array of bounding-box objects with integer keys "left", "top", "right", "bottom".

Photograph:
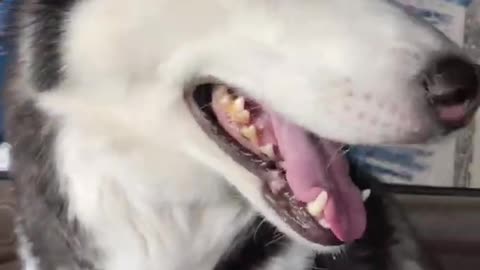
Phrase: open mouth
[{"left": 185, "top": 81, "right": 370, "bottom": 246}]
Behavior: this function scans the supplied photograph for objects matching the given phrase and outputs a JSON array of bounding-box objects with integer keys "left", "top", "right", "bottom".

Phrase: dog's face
[{"left": 41, "top": 0, "right": 479, "bottom": 252}]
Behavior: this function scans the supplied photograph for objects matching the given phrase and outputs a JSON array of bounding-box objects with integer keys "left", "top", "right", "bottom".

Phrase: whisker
[
  {"left": 326, "top": 145, "right": 350, "bottom": 170},
  {"left": 264, "top": 233, "right": 285, "bottom": 248},
  {"left": 199, "top": 102, "right": 213, "bottom": 111},
  {"left": 252, "top": 218, "right": 268, "bottom": 243},
  {"left": 246, "top": 105, "right": 263, "bottom": 112}
]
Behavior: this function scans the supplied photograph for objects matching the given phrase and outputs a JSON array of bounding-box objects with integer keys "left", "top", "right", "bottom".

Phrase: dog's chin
[{"left": 184, "top": 79, "right": 375, "bottom": 247}]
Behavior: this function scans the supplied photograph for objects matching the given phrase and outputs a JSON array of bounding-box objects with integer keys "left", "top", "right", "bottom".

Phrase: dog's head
[{"left": 44, "top": 0, "right": 479, "bottom": 252}]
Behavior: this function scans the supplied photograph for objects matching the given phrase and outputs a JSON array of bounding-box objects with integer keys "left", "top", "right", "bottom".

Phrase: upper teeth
[
  {"left": 232, "top": 97, "right": 245, "bottom": 111},
  {"left": 232, "top": 110, "right": 250, "bottom": 124},
  {"left": 240, "top": 125, "right": 258, "bottom": 145},
  {"left": 306, "top": 191, "right": 328, "bottom": 217},
  {"left": 220, "top": 95, "right": 251, "bottom": 124}
]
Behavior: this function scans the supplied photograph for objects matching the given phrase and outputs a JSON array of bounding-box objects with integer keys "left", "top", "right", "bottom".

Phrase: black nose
[{"left": 422, "top": 55, "right": 479, "bottom": 129}]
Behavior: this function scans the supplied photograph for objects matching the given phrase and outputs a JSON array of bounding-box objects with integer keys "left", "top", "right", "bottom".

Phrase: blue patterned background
[{"left": 0, "top": 0, "right": 15, "bottom": 143}]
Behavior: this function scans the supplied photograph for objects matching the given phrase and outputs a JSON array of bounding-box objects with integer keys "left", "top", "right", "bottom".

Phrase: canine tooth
[
  {"left": 319, "top": 218, "right": 331, "bottom": 229},
  {"left": 306, "top": 191, "right": 328, "bottom": 217},
  {"left": 259, "top": 144, "right": 275, "bottom": 159},
  {"left": 240, "top": 125, "right": 258, "bottom": 144},
  {"left": 227, "top": 97, "right": 247, "bottom": 120},
  {"left": 233, "top": 97, "right": 245, "bottom": 111},
  {"left": 362, "top": 189, "right": 371, "bottom": 201}
]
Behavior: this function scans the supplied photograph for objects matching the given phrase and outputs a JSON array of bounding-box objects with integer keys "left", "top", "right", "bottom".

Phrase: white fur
[
  {"left": 25, "top": 0, "right": 461, "bottom": 269},
  {"left": 16, "top": 227, "right": 40, "bottom": 270}
]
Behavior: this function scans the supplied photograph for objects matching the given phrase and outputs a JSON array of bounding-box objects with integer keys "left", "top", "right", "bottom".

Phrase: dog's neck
[{"left": 51, "top": 121, "right": 305, "bottom": 270}]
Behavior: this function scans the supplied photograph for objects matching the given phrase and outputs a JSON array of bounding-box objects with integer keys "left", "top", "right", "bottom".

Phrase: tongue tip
[
  {"left": 330, "top": 217, "right": 367, "bottom": 243},
  {"left": 325, "top": 198, "right": 368, "bottom": 243}
]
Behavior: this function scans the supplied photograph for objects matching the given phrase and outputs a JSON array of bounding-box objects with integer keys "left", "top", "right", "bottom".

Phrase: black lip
[{"left": 184, "top": 82, "right": 343, "bottom": 246}]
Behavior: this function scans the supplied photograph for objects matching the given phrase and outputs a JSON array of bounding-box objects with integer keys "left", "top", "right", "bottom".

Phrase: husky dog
[{"left": 4, "top": 0, "right": 480, "bottom": 270}]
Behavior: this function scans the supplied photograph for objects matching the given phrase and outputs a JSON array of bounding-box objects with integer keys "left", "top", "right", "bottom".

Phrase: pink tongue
[
  {"left": 437, "top": 104, "right": 467, "bottom": 122},
  {"left": 270, "top": 114, "right": 366, "bottom": 242}
]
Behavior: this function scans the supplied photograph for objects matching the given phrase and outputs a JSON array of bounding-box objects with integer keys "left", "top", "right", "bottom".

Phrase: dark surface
[
  {"left": 0, "top": 181, "right": 19, "bottom": 270},
  {"left": 20, "top": 0, "right": 76, "bottom": 91}
]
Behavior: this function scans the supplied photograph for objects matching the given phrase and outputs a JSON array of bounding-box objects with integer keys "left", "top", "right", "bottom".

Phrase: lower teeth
[
  {"left": 306, "top": 191, "right": 328, "bottom": 217},
  {"left": 362, "top": 189, "right": 371, "bottom": 201},
  {"left": 304, "top": 189, "right": 370, "bottom": 230},
  {"left": 319, "top": 218, "right": 331, "bottom": 229},
  {"left": 269, "top": 179, "right": 287, "bottom": 194},
  {"left": 259, "top": 144, "right": 276, "bottom": 159}
]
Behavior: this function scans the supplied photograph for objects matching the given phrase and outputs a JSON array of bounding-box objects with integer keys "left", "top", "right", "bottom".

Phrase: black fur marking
[
  {"left": 3, "top": 1, "right": 99, "bottom": 268},
  {"left": 5, "top": 68, "right": 98, "bottom": 269},
  {"left": 215, "top": 165, "right": 444, "bottom": 270},
  {"left": 27, "top": 0, "right": 75, "bottom": 91},
  {"left": 214, "top": 217, "right": 290, "bottom": 270},
  {"left": 314, "top": 191, "right": 391, "bottom": 270},
  {"left": 214, "top": 189, "right": 395, "bottom": 270},
  {"left": 214, "top": 171, "right": 397, "bottom": 270}
]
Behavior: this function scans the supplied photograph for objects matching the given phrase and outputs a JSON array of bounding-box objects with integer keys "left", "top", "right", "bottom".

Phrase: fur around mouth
[{"left": 185, "top": 82, "right": 370, "bottom": 246}]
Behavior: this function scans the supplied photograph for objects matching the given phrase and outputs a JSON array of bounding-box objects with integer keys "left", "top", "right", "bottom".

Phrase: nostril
[
  {"left": 422, "top": 55, "right": 480, "bottom": 128},
  {"left": 425, "top": 86, "right": 474, "bottom": 105},
  {"left": 422, "top": 55, "right": 478, "bottom": 105}
]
